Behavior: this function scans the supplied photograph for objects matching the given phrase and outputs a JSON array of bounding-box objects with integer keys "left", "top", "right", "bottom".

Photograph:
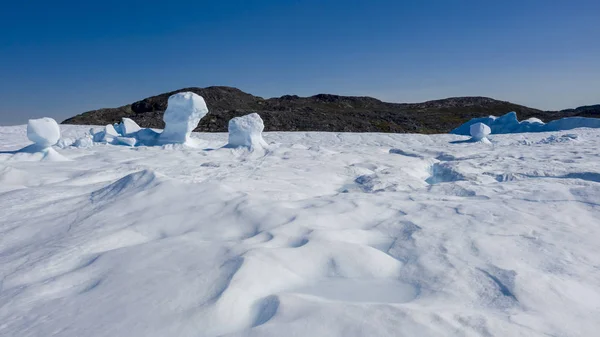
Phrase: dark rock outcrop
[{"left": 62, "top": 86, "right": 598, "bottom": 134}]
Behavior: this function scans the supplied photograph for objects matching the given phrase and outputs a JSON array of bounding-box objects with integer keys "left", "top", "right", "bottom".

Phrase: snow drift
[{"left": 452, "top": 111, "right": 600, "bottom": 135}]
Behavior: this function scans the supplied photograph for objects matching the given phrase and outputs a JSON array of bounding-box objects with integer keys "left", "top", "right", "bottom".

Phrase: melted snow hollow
[{"left": 1, "top": 125, "right": 600, "bottom": 337}]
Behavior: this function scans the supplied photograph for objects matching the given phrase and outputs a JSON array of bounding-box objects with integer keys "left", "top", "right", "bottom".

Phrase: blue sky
[{"left": 1, "top": 0, "right": 599, "bottom": 125}]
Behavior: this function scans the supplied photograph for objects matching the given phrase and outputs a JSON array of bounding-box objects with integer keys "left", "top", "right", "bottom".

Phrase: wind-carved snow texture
[
  {"left": 1, "top": 124, "right": 600, "bottom": 337},
  {"left": 452, "top": 111, "right": 600, "bottom": 135}
]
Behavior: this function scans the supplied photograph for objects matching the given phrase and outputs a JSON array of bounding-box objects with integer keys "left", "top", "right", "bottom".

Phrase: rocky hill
[{"left": 62, "top": 86, "right": 599, "bottom": 133}]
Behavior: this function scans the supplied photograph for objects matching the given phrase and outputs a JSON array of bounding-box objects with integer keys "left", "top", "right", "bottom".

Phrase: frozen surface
[
  {"left": 453, "top": 111, "right": 600, "bottom": 135},
  {"left": 227, "top": 113, "right": 268, "bottom": 149},
  {"left": 160, "top": 92, "right": 209, "bottom": 145},
  {"left": 1, "top": 124, "right": 600, "bottom": 337},
  {"left": 27, "top": 117, "right": 61, "bottom": 147}
]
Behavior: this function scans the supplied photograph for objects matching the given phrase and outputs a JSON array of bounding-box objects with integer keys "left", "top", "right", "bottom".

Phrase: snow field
[{"left": 0, "top": 125, "right": 599, "bottom": 336}]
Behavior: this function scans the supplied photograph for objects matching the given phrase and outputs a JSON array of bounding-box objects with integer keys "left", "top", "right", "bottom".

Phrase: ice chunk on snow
[
  {"left": 105, "top": 124, "right": 120, "bottom": 138},
  {"left": 227, "top": 113, "right": 268, "bottom": 149},
  {"left": 27, "top": 118, "right": 60, "bottom": 147},
  {"left": 452, "top": 112, "right": 600, "bottom": 135},
  {"left": 546, "top": 117, "right": 600, "bottom": 132},
  {"left": 73, "top": 136, "right": 93, "bottom": 148},
  {"left": 6, "top": 118, "right": 69, "bottom": 161},
  {"left": 159, "top": 92, "right": 209, "bottom": 144},
  {"left": 115, "top": 118, "right": 141, "bottom": 136},
  {"left": 134, "top": 128, "right": 161, "bottom": 146},
  {"left": 523, "top": 117, "right": 544, "bottom": 124},
  {"left": 113, "top": 136, "right": 137, "bottom": 147},
  {"left": 92, "top": 124, "right": 123, "bottom": 144},
  {"left": 56, "top": 137, "right": 75, "bottom": 149},
  {"left": 470, "top": 122, "right": 491, "bottom": 141}
]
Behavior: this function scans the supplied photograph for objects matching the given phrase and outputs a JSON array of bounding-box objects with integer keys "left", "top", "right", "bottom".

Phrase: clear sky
[{"left": 1, "top": 0, "right": 599, "bottom": 125}]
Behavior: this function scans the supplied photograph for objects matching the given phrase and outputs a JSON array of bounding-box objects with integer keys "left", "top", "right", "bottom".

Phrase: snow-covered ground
[{"left": 1, "top": 125, "right": 599, "bottom": 337}]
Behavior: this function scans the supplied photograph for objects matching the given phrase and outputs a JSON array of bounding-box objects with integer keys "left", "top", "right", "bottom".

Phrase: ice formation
[
  {"left": 27, "top": 117, "right": 61, "bottom": 148},
  {"left": 469, "top": 122, "right": 491, "bottom": 142},
  {"left": 226, "top": 113, "right": 268, "bottom": 149},
  {"left": 81, "top": 97, "right": 209, "bottom": 147},
  {"left": 91, "top": 124, "right": 120, "bottom": 144},
  {"left": 90, "top": 118, "right": 143, "bottom": 146},
  {"left": 115, "top": 118, "right": 141, "bottom": 136},
  {"left": 452, "top": 111, "right": 600, "bottom": 135},
  {"left": 73, "top": 136, "right": 93, "bottom": 148},
  {"left": 7, "top": 118, "right": 70, "bottom": 161},
  {"left": 159, "top": 92, "right": 209, "bottom": 144},
  {"left": 56, "top": 137, "right": 75, "bottom": 149},
  {"left": 113, "top": 136, "right": 137, "bottom": 147}
]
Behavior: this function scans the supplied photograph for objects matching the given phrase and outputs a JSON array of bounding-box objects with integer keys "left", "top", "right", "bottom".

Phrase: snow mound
[
  {"left": 159, "top": 92, "right": 209, "bottom": 145},
  {"left": 27, "top": 118, "right": 61, "bottom": 147},
  {"left": 7, "top": 145, "right": 70, "bottom": 161},
  {"left": 293, "top": 279, "right": 418, "bottom": 303},
  {"left": 226, "top": 113, "right": 268, "bottom": 149},
  {"left": 470, "top": 122, "right": 491, "bottom": 141},
  {"left": 537, "top": 134, "right": 580, "bottom": 145},
  {"left": 452, "top": 111, "right": 600, "bottom": 135},
  {"left": 90, "top": 170, "right": 162, "bottom": 203}
]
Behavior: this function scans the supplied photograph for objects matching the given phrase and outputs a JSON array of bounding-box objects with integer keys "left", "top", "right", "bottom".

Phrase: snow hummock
[
  {"left": 2, "top": 124, "right": 600, "bottom": 337},
  {"left": 452, "top": 111, "right": 600, "bottom": 135},
  {"left": 469, "top": 122, "right": 491, "bottom": 143},
  {"left": 159, "top": 92, "right": 209, "bottom": 145},
  {"left": 226, "top": 113, "right": 268, "bottom": 149}
]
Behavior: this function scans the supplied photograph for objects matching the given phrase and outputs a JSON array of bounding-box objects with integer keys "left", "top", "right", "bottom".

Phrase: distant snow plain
[{"left": 1, "top": 125, "right": 599, "bottom": 337}]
